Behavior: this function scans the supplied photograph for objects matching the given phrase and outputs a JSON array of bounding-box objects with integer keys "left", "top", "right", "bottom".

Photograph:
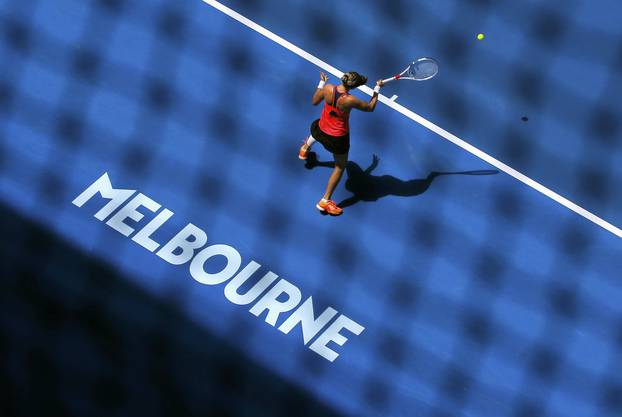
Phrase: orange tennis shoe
[
  {"left": 316, "top": 199, "right": 343, "bottom": 215},
  {"left": 298, "top": 143, "right": 309, "bottom": 160}
]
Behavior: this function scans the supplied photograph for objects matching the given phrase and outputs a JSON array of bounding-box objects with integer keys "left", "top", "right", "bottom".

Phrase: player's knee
[
  {"left": 335, "top": 161, "right": 346, "bottom": 170},
  {"left": 333, "top": 154, "right": 347, "bottom": 170}
]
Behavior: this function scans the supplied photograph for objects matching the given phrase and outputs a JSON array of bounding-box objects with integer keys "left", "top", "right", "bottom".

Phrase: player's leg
[
  {"left": 323, "top": 153, "right": 347, "bottom": 200},
  {"left": 316, "top": 153, "right": 347, "bottom": 215}
]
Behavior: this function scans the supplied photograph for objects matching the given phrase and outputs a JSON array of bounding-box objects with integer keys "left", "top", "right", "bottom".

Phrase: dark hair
[{"left": 341, "top": 71, "right": 368, "bottom": 89}]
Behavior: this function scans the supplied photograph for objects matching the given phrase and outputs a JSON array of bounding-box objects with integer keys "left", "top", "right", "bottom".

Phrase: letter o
[{"left": 190, "top": 244, "right": 242, "bottom": 285}]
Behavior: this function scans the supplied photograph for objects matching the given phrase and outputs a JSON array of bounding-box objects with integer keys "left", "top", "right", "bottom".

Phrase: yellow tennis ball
[{"left": 477, "top": 33, "right": 485, "bottom": 40}]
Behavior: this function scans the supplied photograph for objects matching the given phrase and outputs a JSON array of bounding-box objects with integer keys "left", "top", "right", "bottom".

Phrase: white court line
[{"left": 200, "top": 0, "right": 622, "bottom": 239}]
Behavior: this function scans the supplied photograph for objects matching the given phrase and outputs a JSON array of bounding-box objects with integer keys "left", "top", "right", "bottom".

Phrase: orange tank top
[{"left": 319, "top": 86, "right": 350, "bottom": 136}]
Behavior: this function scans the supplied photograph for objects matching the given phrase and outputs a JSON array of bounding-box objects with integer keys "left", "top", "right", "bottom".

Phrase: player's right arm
[{"left": 348, "top": 80, "right": 383, "bottom": 112}]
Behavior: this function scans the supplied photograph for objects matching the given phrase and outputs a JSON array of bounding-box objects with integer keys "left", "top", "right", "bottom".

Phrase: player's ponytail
[{"left": 341, "top": 71, "right": 368, "bottom": 89}]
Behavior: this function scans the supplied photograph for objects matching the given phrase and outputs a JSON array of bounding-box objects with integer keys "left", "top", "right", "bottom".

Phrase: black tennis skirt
[{"left": 310, "top": 119, "right": 350, "bottom": 155}]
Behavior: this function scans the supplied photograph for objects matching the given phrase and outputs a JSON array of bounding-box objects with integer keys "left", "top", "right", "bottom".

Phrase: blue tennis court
[{"left": 1, "top": 1, "right": 621, "bottom": 416}]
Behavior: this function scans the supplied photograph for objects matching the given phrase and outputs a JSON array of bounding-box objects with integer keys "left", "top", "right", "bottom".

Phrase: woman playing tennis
[{"left": 299, "top": 71, "right": 384, "bottom": 216}]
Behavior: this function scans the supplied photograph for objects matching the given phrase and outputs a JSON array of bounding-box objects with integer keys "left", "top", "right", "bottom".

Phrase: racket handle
[{"left": 381, "top": 74, "right": 400, "bottom": 84}]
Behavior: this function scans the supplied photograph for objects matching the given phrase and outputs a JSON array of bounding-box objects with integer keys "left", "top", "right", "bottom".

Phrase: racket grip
[{"left": 381, "top": 75, "right": 400, "bottom": 84}]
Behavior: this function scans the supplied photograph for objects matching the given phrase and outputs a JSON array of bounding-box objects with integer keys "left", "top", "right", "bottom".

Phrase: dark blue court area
[{"left": 1, "top": 1, "right": 621, "bottom": 416}]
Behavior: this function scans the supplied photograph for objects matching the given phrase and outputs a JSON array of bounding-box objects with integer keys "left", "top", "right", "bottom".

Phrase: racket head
[{"left": 403, "top": 57, "right": 439, "bottom": 81}]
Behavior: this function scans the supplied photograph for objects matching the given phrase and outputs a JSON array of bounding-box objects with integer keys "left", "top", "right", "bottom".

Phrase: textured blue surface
[{"left": 1, "top": 1, "right": 621, "bottom": 416}]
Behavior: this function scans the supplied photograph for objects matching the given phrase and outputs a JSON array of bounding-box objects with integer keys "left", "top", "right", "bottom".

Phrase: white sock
[{"left": 305, "top": 135, "right": 316, "bottom": 147}]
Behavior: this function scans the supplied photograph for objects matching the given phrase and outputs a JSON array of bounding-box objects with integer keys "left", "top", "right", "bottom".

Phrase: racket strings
[{"left": 402, "top": 58, "right": 438, "bottom": 80}]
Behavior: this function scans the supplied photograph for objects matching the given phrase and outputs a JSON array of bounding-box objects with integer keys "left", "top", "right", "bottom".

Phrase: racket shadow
[{"left": 304, "top": 152, "right": 498, "bottom": 208}]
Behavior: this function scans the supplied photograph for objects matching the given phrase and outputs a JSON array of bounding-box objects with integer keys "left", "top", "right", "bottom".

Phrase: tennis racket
[{"left": 381, "top": 57, "right": 439, "bottom": 84}]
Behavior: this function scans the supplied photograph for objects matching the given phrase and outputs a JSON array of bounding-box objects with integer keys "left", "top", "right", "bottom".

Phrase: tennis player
[{"left": 299, "top": 71, "right": 383, "bottom": 215}]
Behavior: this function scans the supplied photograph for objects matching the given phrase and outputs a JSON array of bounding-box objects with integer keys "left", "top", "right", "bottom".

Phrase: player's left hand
[
  {"left": 320, "top": 72, "right": 328, "bottom": 82},
  {"left": 376, "top": 79, "right": 384, "bottom": 87}
]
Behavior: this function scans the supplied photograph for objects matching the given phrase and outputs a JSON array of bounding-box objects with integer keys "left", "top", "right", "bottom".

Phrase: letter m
[{"left": 72, "top": 172, "right": 136, "bottom": 221}]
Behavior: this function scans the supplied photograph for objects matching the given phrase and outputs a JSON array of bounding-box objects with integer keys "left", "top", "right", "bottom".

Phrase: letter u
[{"left": 224, "top": 261, "right": 278, "bottom": 305}]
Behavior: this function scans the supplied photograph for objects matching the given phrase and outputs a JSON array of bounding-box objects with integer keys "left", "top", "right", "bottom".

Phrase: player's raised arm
[
  {"left": 311, "top": 72, "right": 329, "bottom": 105},
  {"left": 348, "top": 80, "right": 383, "bottom": 112}
]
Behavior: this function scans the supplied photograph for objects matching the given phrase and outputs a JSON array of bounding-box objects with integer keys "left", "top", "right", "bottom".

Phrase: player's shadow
[{"left": 305, "top": 152, "right": 498, "bottom": 208}]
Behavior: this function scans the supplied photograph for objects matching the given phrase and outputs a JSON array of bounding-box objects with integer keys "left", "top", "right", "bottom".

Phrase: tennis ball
[{"left": 477, "top": 33, "right": 485, "bottom": 40}]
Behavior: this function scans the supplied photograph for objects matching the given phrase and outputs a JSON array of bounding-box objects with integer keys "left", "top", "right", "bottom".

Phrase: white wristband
[
  {"left": 317, "top": 80, "right": 326, "bottom": 89},
  {"left": 373, "top": 85, "right": 381, "bottom": 94}
]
